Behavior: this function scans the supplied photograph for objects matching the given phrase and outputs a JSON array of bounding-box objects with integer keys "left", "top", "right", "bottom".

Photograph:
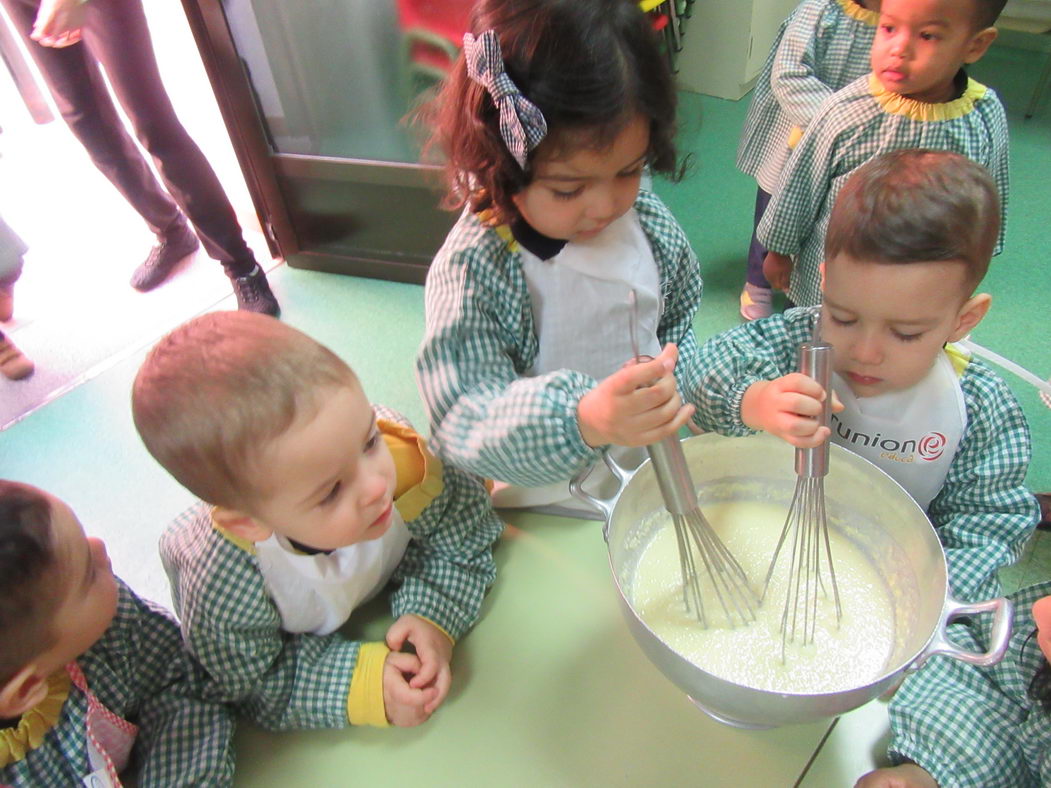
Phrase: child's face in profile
[
  {"left": 511, "top": 113, "right": 649, "bottom": 243},
  {"left": 871, "top": 0, "right": 994, "bottom": 103},
  {"left": 240, "top": 382, "right": 397, "bottom": 552},
  {"left": 34, "top": 495, "right": 119, "bottom": 676},
  {"left": 821, "top": 254, "right": 979, "bottom": 398}
]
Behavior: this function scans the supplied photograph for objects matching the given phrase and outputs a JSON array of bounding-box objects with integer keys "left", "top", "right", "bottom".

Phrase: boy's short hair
[
  {"left": 132, "top": 312, "right": 359, "bottom": 510},
  {"left": 972, "top": 0, "right": 1007, "bottom": 29},
  {"left": 824, "top": 149, "right": 1000, "bottom": 292},
  {"left": 0, "top": 481, "right": 61, "bottom": 684}
]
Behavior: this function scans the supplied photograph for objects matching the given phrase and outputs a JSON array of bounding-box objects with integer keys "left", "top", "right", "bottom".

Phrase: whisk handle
[
  {"left": 646, "top": 435, "right": 698, "bottom": 515},
  {"left": 795, "top": 342, "right": 834, "bottom": 479}
]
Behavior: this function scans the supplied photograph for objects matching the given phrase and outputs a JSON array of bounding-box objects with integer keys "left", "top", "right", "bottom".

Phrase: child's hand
[
  {"left": 763, "top": 251, "right": 794, "bottom": 292},
  {"left": 740, "top": 374, "right": 843, "bottom": 448},
  {"left": 31, "top": 0, "right": 86, "bottom": 47},
  {"left": 854, "top": 764, "right": 940, "bottom": 788},
  {"left": 382, "top": 651, "right": 437, "bottom": 727},
  {"left": 577, "top": 343, "right": 696, "bottom": 448},
  {"left": 386, "top": 615, "right": 453, "bottom": 715}
]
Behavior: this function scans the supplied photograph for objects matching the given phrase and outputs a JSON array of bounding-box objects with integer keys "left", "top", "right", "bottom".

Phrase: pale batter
[{"left": 631, "top": 501, "right": 895, "bottom": 694}]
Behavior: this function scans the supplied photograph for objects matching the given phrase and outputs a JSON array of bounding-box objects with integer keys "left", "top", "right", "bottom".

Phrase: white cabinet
[{"left": 676, "top": 0, "right": 800, "bottom": 99}]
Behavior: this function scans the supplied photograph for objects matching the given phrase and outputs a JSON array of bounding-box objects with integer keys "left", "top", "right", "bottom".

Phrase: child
[
  {"left": 855, "top": 582, "right": 1051, "bottom": 787},
  {"left": 0, "top": 480, "right": 234, "bottom": 787},
  {"left": 736, "top": 0, "right": 879, "bottom": 320},
  {"left": 416, "top": 0, "right": 700, "bottom": 515},
  {"left": 757, "top": 0, "right": 1009, "bottom": 308},
  {"left": 691, "top": 150, "right": 1037, "bottom": 603},
  {"left": 131, "top": 311, "right": 504, "bottom": 730}
]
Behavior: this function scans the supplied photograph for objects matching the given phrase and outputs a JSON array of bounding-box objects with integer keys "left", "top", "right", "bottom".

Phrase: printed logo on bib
[
  {"left": 832, "top": 416, "right": 946, "bottom": 464},
  {"left": 917, "top": 432, "right": 947, "bottom": 461}
]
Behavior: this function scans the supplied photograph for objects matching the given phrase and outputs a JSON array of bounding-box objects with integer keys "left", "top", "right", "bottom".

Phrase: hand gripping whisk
[
  {"left": 628, "top": 291, "right": 757, "bottom": 628},
  {"left": 762, "top": 341, "right": 842, "bottom": 660}
]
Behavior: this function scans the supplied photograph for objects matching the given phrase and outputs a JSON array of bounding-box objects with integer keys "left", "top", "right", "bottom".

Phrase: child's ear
[
  {"left": 0, "top": 665, "right": 50, "bottom": 719},
  {"left": 819, "top": 260, "right": 827, "bottom": 291},
  {"left": 948, "top": 292, "right": 991, "bottom": 342},
  {"left": 964, "top": 27, "right": 997, "bottom": 64},
  {"left": 211, "top": 506, "right": 272, "bottom": 543}
]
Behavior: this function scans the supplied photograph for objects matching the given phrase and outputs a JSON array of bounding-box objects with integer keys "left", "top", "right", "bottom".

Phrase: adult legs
[
  {"left": 79, "top": 0, "right": 255, "bottom": 274},
  {"left": 1, "top": 0, "right": 277, "bottom": 312},
  {"left": 1, "top": 0, "right": 184, "bottom": 239}
]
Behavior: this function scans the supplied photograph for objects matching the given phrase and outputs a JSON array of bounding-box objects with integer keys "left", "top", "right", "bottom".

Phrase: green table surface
[{"left": 234, "top": 512, "right": 837, "bottom": 787}]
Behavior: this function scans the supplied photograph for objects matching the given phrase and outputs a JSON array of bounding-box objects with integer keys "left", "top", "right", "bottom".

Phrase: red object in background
[
  {"left": 396, "top": 0, "right": 473, "bottom": 80},
  {"left": 396, "top": 0, "right": 473, "bottom": 46}
]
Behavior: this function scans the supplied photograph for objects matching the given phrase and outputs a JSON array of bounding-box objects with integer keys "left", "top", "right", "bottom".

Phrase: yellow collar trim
[
  {"left": 944, "top": 343, "right": 972, "bottom": 378},
  {"left": 836, "top": 0, "right": 879, "bottom": 26},
  {"left": 0, "top": 670, "right": 71, "bottom": 767},
  {"left": 378, "top": 419, "right": 445, "bottom": 523},
  {"left": 477, "top": 208, "right": 519, "bottom": 252},
  {"left": 869, "top": 73, "right": 987, "bottom": 121}
]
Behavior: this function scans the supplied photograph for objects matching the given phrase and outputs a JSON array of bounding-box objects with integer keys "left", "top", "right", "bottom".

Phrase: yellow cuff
[
  {"left": 411, "top": 614, "right": 457, "bottom": 646},
  {"left": 787, "top": 125, "right": 803, "bottom": 149},
  {"left": 347, "top": 642, "right": 391, "bottom": 727}
]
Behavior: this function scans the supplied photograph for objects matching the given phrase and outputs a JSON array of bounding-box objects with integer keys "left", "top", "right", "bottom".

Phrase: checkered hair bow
[{"left": 463, "top": 30, "right": 547, "bottom": 169}]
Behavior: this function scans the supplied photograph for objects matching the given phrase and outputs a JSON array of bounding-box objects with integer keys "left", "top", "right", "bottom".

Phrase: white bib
[
  {"left": 830, "top": 350, "right": 967, "bottom": 510},
  {"left": 255, "top": 511, "right": 411, "bottom": 635},
  {"left": 493, "top": 210, "right": 661, "bottom": 516},
  {"left": 522, "top": 208, "right": 662, "bottom": 380}
]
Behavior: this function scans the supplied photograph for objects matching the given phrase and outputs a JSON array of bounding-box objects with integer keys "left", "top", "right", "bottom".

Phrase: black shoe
[
  {"left": 131, "top": 224, "right": 200, "bottom": 291},
  {"left": 231, "top": 264, "right": 280, "bottom": 316}
]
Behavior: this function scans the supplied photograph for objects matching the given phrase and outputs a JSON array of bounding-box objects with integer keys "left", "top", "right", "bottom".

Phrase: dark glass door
[{"left": 180, "top": 0, "right": 470, "bottom": 283}]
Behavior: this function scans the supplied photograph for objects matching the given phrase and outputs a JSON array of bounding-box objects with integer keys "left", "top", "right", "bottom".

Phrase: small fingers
[
  {"left": 386, "top": 650, "right": 421, "bottom": 676},
  {"left": 409, "top": 648, "right": 439, "bottom": 689},
  {"left": 423, "top": 666, "right": 452, "bottom": 714}
]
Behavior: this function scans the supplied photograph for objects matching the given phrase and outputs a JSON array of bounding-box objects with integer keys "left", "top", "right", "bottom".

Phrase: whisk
[
  {"left": 628, "top": 291, "right": 757, "bottom": 628},
  {"left": 761, "top": 340, "right": 842, "bottom": 660}
]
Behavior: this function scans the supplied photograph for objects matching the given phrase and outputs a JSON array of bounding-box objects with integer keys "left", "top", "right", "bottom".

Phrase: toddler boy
[
  {"left": 759, "top": 0, "right": 1009, "bottom": 307},
  {"left": 131, "top": 312, "right": 504, "bottom": 729},
  {"left": 0, "top": 481, "right": 234, "bottom": 787},
  {"left": 693, "top": 150, "right": 1037, "bottom": 602}
]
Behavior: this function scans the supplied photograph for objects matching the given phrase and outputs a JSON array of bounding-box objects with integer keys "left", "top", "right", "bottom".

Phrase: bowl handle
[
  {"left": 569, "top": 450, "right": 634, "bottom": 540},
  {"left": 908, "top": 595, "right": 1015, "bottom": 672}
]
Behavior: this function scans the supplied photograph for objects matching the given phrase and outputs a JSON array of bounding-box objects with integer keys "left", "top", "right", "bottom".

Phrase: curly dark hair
[
  {"left": 424, "top": 0, "right": 679, "bottom": 223},
  {"left": 0, "top": 481, "right": 60, "bottom": 684}
]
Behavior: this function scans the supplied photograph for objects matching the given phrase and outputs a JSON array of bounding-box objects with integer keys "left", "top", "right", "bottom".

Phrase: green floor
[{"left": 0, "top": 40, "right": 1048, "bottom": 609}]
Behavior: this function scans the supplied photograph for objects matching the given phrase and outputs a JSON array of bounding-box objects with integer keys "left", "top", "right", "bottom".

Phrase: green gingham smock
[
  {"left": 757, "top": 73, "right": 1010, "bottom": 307},
  {"left": 689, "top": 307, "right": 1037, "bottom": 602},
  {"left": 160, "top": 405, "right": 503, "bottom": 730},
  {"left": 886, "top": 581, "right": 1051, "bottom": 787},
  {"left": 415, "top": 190, "right": 703, "bottom": 487},
  {"left": 0, "top": 580, "right": 235, "bottom": 787},
  {"left": 736, "top": 0, "right": 878, "bottom": 193}
]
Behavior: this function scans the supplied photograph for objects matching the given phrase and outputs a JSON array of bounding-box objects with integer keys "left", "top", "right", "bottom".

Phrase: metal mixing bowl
[{"left": 571, "top": 432, "right": 1013, "bottom": 728}]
